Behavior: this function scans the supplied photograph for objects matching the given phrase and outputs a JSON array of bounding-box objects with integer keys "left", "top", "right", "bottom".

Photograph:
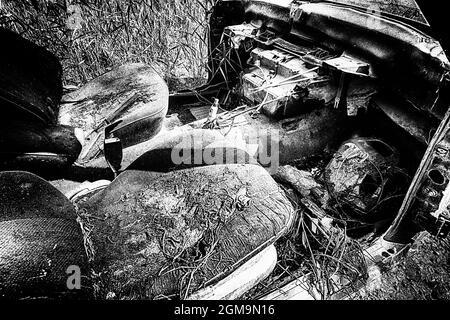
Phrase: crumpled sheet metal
[
  {"left": 79, "top": 164, "right": 295, "bottom": 299},
  {"left": 324, "top": 138, "right": 401, "bottom": 216}
]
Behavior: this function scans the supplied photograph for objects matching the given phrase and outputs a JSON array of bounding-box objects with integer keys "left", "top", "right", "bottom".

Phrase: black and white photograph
[{"left": 1, "top": 0, "right": 450, "bottom": 310}]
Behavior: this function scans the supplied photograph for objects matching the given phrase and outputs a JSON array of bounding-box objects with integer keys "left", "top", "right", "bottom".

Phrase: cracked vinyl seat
[
  {"left": 0, "top": 171, "right": 89, "bottom": 299},
  {"left": 78, "top": 164, "right": 295, "bottom": 299},
  {"left": 59, "top": 63, "right": 169, "bottom": 166},
  {"left": 0, "top": 165, "right": 294, "bottom": 299},
  {"left": 0, "top": 28, "right": 168, "bottom": 174},
  {"left": 0, "top": 28, "right": 81, "bottom": 172}
]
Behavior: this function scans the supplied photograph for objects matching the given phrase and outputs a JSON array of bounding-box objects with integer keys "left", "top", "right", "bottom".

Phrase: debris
[
  {"left": 189, "top": 105, "right": 223, "bottom": 121},
  {"left": 235, "top": 187, "right": 251, "bottom": 211},
  {"left": 242, "top": 46, "right": 335, "bottom": 119},
  {"left": 324, "top": 54, "right": 371, "bottom": 76},
  {"left": 324, "top": 138, "right": 407, "bottom": 226},
  {"left": 202, "top": 98, "right": 220, "bottom": 129},
  {"left": 274, "top": 165, "right": 329, "bottom": 207}
]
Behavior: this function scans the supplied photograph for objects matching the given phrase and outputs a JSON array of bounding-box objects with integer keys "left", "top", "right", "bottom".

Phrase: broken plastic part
[{"left": 104, "top": 136, "right": 123, "bottom": 178}]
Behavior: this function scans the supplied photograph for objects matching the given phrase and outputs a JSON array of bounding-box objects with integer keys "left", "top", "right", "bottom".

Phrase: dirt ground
[{"left": 360, "top": 234, "right": 450, "bottom": 300}]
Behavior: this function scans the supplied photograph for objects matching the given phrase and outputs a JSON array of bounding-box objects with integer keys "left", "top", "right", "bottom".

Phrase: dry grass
[
  {"left": 242, "top": 183, "right": 368, "bottom": 300},
  {"left": 359, "top": 234, "right": 450, "bottom": 300},
  {"left": 0, "top": 0, "right": 216, "bottom": 90}
]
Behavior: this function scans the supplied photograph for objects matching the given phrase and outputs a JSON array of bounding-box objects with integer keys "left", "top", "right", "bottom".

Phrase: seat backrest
[{"left": 0, "top": 28, "right": 63, "bottom": 124}]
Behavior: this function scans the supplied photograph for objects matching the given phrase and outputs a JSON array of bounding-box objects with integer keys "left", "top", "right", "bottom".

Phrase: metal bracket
[
  {"left": 436, "top": 213, "right": 450, "bottom": 238},
  {"left": 334, "top": 72, "right": 348, "bottom": 110},
  {"left": 417, "top": 212, "right": 450, "bottom": 239}
]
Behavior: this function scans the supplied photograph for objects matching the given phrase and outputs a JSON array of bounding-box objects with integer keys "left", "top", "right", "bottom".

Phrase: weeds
[{"left": 0, "top": 0, "right": 216, "bottom": 90}]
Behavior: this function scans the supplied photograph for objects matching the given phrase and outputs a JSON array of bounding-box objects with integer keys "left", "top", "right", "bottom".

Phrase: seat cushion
[
  {"left": 0, "top": 120, "right": 82, "bottom": 172},
  {"left": 59, "top": 63, "right": 169, "bottom": 164},
  {"left": 0, "top": 29, "right": 79, "bottom": 173},
  {"left": 79, "top": 164, "right": 294, "bottom": 299},
  {"left": 0, "top": 171, "right": 89, "bottom": 299}
]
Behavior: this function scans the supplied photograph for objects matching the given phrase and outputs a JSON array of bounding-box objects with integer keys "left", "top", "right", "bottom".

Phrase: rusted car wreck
[{"left": 1, "top": 0, "right": 450, "bottom": 300}]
